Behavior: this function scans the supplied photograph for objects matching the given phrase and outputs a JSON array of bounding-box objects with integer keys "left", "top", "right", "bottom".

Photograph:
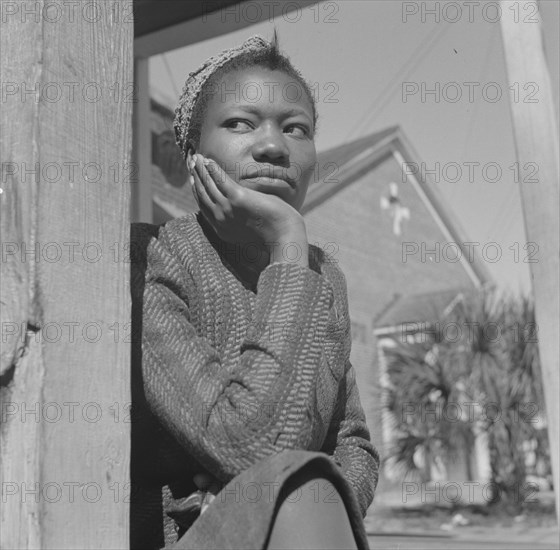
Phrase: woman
[{"left": 130, "top": 34, "right": 379, "bottom": 550}]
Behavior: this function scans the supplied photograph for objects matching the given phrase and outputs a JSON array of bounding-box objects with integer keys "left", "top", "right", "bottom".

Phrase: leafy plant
[{"left": 381, "top": 285, "right": 548, "bottom": 511}]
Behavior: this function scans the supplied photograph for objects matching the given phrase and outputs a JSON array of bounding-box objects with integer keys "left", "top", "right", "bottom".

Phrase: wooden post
[
  {"left": 1, "top": 1, "right": 133, "bottom": 547},
  {"left": 132, "top": 57, "right": 153, "bottom": 223},
  {"left": 500, "top": 0, "right": 560, "bottom": 521}
]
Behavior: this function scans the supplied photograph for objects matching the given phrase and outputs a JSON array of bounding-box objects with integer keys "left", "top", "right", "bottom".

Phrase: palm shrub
[
  {"left": 495, "top": 294, "right": 548, "bottom": 497},
  {"left": 382, "top": 285, "right": 547, "bottom": 511},
  {"left": 382, "top": 329, "right": 476, "bottom": 483},
  {"left": 450, "top": 287, "right": 524, "bottom": 508}
]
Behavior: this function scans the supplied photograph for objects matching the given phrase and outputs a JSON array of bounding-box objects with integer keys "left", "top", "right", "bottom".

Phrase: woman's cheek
[{"left": 299, "top": 159, "right": 317, "bottom": 188}]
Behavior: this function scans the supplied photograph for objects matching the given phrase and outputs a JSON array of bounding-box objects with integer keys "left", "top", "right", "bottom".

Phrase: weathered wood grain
[
  {"left": 500, "top": 0, "right": 560, "bottom": 522},
  {"left": 1, "top": 3, "right": 46, "bottom": 547},
  {"left": 1, "top": 1, "right": 133, "bottom": 547}
]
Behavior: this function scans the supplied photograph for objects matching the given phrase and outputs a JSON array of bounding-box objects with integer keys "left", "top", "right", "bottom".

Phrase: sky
[{"left": 149, "top": 0, "right": 560, "bottom": 296}]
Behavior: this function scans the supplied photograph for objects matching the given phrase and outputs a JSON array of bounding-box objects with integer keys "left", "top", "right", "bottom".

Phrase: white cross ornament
[{"left": 380, "top": 182, "right": 410, "bottom": 236}]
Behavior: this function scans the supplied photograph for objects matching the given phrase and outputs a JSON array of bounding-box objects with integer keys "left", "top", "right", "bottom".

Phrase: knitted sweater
[{"left": 130, "top": 212, "right": 379, "bottom": 547}]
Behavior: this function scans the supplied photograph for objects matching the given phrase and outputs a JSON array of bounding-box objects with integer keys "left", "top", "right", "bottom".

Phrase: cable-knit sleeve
[
  {"left": 324, "top": 362, "right": 380, "bottom": 516},
  {"left": 141, "top": 228, "right": 335, "bottom": 484},
  {"left": 319, "top": 261, "right": 380, "bottom": 517}
]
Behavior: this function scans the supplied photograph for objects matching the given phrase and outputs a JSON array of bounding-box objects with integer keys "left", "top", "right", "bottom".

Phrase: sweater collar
[{"left": 194, "top": 211, "right": 266, "bottom": 290}]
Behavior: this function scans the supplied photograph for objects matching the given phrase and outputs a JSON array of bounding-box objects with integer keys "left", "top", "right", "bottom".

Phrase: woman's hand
[
  {"left": 189, "top": 154, "right": 308, "bottom": 266},
  {"left": 193, "top": 472, "right": 222, "bottom": 514}
]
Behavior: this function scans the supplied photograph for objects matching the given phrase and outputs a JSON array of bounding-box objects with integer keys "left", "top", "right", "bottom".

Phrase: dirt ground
[{"left": 365, "top": 487, "right": 558, "bottom": 544}]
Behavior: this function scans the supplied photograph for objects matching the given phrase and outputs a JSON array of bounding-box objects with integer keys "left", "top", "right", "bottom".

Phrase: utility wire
[
  {"left": 460, "top": 27, "right": 499, "bottom": 158},
  {"left": 485, "top": 190, "right": 519, "bottom": 241},
  {"left": 162, "top": 53, "right": 180, "bottom": 99},
  {"left": 345, "top": 22, "right": 452, "bottom": 141}
]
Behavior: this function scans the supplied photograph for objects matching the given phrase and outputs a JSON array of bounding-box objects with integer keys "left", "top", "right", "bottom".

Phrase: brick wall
[{"left": 304, "top": 154, "right": 477, "bottom": 453}]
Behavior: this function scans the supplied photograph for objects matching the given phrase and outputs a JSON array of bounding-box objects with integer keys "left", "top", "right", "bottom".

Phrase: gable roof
[
  {"left": 315, "top": 127, "right": 400, "bottom": 182},
  {"left": 302, "top": 127, "right": 399, "bottom": 212},
  {"left": 303, "top": 126, "right": 492, "bottom": 288},
  {"left": 373, "top": 287, "right": 474, "bottom": 334}
]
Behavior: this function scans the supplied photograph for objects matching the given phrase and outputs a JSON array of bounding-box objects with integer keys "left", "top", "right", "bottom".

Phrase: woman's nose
[{"left": 251, "top": 126, "right": 289, "bottom": 163}]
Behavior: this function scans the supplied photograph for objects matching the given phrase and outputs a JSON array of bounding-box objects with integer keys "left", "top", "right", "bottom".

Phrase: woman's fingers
[
  {"left": 201, "top": 493, "right": 215, "bottom": 514},
  {"left": 191, "top": 168, "right": 218, "bottom": 229},
  {"left": 194, "top": 154, "right": 227, "bottom": 206},
  {"left": 192, "top": 161, "right": 211, "bottom": 206},
  {"left": 204, "top": 157, "right": 236, "bottom": 199},
  {"left": 193, "top": 473, "right": 221, "bottom": 514}
]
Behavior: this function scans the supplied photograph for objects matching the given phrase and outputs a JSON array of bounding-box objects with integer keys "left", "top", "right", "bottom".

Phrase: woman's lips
[{"left": 241, "top": 176, "right": 295, "bottom": 190}]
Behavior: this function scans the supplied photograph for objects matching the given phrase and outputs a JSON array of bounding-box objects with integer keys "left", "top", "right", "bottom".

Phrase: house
[
  {"left": 373, "top": 287, "right": 493, "bottom": 486},
  {"left": 148, "top": 98, "right": 493, "bottom": 477}
]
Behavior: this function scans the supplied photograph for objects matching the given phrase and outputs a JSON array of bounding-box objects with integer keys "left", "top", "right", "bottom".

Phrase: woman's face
[{"left": 191, "top": 67, "right": 316, "bottom": 212}]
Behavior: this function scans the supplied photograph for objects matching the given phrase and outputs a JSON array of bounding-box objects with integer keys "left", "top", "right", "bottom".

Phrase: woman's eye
[
  {"left": 226, "top": 120, "right": 252, "bottom": 131},
  {"left": 285, "top": 125, "right": 309, "bottom": 138}
]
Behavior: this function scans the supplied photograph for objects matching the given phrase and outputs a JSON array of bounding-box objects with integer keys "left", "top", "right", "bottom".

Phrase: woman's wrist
[{"left": 267, "top": 231, "right": 309, "bottom": 268}]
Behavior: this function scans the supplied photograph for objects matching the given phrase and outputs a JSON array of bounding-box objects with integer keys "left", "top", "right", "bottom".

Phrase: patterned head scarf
[{"left": 173, "top": 35, "right": 271, "bottom": 161}]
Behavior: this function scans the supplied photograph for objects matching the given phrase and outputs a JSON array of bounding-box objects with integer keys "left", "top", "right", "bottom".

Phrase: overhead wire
[
  {"left": 460, "top": 26, "right": 499, "bottom": 158},
  {"left": 485, "top": 190, "right": 519, "bottom": 242},
  {"left": 344, "top": 22, "right": 452, "bottom": 141},
  {"left": 162, "top": 53, "right": 180, "bottom": 99}
]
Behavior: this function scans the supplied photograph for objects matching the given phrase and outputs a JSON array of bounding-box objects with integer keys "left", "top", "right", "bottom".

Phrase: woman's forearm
[{"left": 141, "top": 231, "right": 335, "bottom": 483}]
